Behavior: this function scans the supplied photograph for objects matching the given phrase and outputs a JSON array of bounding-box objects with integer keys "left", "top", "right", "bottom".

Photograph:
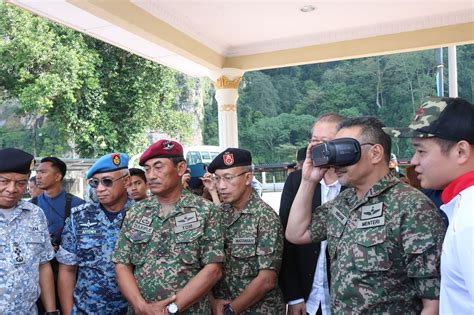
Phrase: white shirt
[
  {"left": 304, "top": 179, "right": 340, "bottom": 315},
  {"left": 440, "top": 185, "right": 474, "bottom": 314}
]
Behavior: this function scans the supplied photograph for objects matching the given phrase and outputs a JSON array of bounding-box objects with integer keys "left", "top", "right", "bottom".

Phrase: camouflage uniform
[
  {"left": 213, "top": 191, "right": 285, "bottom": 314},
  {"left": 0, "top": 201, "right": 55, "bottom": 314},
  {"left": 112, "top": 189, "right": 224, "bottom": 314},
  {"left": 309, "top": 171, "right": 445, "bottom": 314},
  {"left": 56, "top": 199, "right": 133, "bottom": 314}
]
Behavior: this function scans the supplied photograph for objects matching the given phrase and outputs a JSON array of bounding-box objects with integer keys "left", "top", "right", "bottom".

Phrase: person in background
[
  {"left": 56, "top": 153, "right": 132, "bottom": 314},
  {"left": 286, "top": 163, "right": 297, "bottom": 176},
  {"left": 0, "top": 148, "right": 58, "bottom": 314},
  {"left": 385, "top": 97, "right": 474, "bottom": 313},
  {"left": 279, "top": 113, "right": 344, "bottom": 315},
  {"left": 127, "top": 168, "right": 148, "bottom": 201},
  {"left": 29, "top": 175, "right": 43, "bottom": 198}
]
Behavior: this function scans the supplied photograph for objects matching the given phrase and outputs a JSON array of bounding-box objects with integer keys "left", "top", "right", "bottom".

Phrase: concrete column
[{"left": 208, "top": 68, "right": 245, "bottom": 148}]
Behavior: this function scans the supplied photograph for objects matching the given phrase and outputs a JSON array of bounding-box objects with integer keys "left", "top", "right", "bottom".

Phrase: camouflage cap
[{"left": 383, "top": 97, "right": 474, "bottom": 143}]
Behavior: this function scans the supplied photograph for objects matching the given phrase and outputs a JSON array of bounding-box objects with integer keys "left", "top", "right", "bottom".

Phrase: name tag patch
[
  {"left": 132, "top": 222, "right": 153, "bottom": 234},
  {"left": 175, "top": 212, "right": 197, "bottom": 226},
  {"left": 357, "top": 216, "right": 385, "bottom": 228},
  {"left": 360, "top": 202, "right": 384, "bottom": 220},
  {"left": 232, "top": 237, "right": 256, "bottom": 245},
  {"left": 174, "top": 221, "right": 200, "bottom": 234},
  {"left": 139, "top": 217, "right": 152, "bottom": 226},
  {"left": 330, "top": 207, "right": 348, "bottom": 225},
  {"left": 77, "top": 229, "right": 98, "bottom": 235}
]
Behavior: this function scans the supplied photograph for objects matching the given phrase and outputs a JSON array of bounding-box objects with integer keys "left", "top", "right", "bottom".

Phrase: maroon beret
[{"left": 139, "top": 139, "right": 184, "bottom": 166}]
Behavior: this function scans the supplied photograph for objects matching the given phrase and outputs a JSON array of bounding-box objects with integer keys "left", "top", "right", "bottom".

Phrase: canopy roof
[{"left": 9, "top": 0, "right": 474, "bottom": 76}]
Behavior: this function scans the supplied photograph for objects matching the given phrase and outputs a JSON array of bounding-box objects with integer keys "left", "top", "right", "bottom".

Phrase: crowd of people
[{"left": 0, "top": 96, "right": 472, "bottom": 315}]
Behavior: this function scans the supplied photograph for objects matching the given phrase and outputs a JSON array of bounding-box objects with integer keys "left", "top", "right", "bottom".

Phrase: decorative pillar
[{"left": 208, "top": 68, "right": 245, "bottom": 148}]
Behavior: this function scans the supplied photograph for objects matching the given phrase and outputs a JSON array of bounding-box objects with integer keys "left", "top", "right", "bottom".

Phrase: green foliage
[{"left": 0, "top": 2, "right": 191, "bottom": 157}]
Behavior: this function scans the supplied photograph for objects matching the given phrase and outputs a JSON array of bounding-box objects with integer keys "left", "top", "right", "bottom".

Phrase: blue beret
[
  {"left": 0, "top": 148, "right": 35, "bottom": 174},
  {"left": 208, "top": 148, "right": 252, "bottom": 173},
  {"left": 86, "top": 153, "right": 129, "bottom": 179}
]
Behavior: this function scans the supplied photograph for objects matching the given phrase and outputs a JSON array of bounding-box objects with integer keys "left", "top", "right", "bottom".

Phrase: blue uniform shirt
[
  {"left": 37, "top": 191, "right": 85, "bottom": 238},
  {"left": 56, "top": 199, "right": 133, "bottom": 314},
  {"left": 0, "top": 201, "right": 55, "bottom": 314}
]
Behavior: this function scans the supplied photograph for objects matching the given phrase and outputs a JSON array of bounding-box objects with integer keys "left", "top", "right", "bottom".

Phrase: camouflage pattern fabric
[
  {"left": 383, "top": 97, "right": 448, "bottom": 138},
  {"left": 0, "top": 201, "right": 55, "bottom": 314},
  {"left": 112, "top": 189, "right": 224, "bottom": 314},
  {"left": 56, "top": 199, "right": 133, "bottom": 314},
  {"left": 309, "top": 171, "right": 445, "bottom": 314},
  {"left": 213, "top": 191, "right": 285, "bottom": 314}
]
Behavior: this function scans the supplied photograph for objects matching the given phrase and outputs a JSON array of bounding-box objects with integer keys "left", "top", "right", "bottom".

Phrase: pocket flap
[{"left": 232, "top": 245, "right": 256, "bottom": 258}]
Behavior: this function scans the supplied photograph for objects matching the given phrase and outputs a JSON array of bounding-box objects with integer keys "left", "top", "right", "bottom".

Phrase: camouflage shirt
[
  {"left": 213, "top": 191, "right": 285, "bottom": 314},
  {"left": 309, "top": 171, "right": 445, "bottom": 314},
  {"left": 0, "top": 201, "right": 55, "bottom": 314},
  {"left": 112, "top": 190, "right": 224, "bottom": 314},
  {"left": 56, "top": 199, "right": 133, "bottom": 314}
]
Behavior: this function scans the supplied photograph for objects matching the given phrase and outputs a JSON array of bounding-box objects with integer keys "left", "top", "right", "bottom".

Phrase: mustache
[{"left": 148, "top": 180, "right": 161, "bottom": 185}]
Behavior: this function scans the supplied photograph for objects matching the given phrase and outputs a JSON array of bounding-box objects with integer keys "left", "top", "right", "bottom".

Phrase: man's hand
[
  {"left": 288, "top": 301, "right": 307, "bottom": 315},
  {"left": 134, "top": 295, "right": 176, "bottom": 315},
  {"left": 211, "top": 298, "right": 231, "bottom": 315},
  {"left": 301, "top": 142, "right": 328, "bottom": 183}
]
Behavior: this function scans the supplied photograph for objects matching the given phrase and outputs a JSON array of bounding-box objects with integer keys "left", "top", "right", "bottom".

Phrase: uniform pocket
[
  {"left": 231, "top": 245, "right": 258, "bottom": 277},
  {"left": 352, "top": 228, "right": 392, "bottom": 272},
  {"left": 125, "top": 231, "right": 152, "bottom": 267},
  {"left": 176, "top": 228, "right": 203, "bottom": 266}
]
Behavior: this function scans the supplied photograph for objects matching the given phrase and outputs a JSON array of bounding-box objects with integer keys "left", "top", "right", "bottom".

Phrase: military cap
[
  {"left": 208, "top": 148, "right": 252, "bottom": 173},
  {"left": 86, "top": 153, "right": 129, "bottom": 179},
  {"left": 383, "top": 97, "right": 474, "bottom": 143},
  {"left": 139, "top": 139, "right": 184, "bottom": 166},
  {"left": 0, "top": 148, "right": 35, "bottom": 174}
]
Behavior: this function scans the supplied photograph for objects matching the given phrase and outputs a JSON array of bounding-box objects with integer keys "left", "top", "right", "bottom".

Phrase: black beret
[
  {"left": 208, "top": 148, "right": 252, "bottom": 173},
  {"left": 0, "top": 148, "right": 35, "bottom": 174}
]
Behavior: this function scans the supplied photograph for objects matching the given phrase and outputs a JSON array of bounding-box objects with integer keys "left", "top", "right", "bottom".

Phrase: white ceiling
[{"left": 8, "top": 0, "right": 474, "bottom": 76}]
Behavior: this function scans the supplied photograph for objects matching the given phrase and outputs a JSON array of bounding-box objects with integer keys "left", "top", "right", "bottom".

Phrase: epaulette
[
  {"left": 20, "top": 200, "right": 40, "bottom": 212},
  {"left": 70, "top": 202, "right": 94, "bottom": 214}
]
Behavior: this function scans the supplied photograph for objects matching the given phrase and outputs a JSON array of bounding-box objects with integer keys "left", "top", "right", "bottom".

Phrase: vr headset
[{"left": 311, "top": 138, "right": 362, "bottom": 167}]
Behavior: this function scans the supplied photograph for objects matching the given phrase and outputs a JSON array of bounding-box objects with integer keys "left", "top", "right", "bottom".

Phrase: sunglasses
[{"left": 89, "top": 174, "right": 128, "bottom": 188}]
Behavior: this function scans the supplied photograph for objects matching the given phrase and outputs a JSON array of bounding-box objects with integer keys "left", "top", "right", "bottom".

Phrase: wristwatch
[
  {"left": 167, "top": 302, "right": 179, "bottom": 315},
  {"left": 223, "top": 303, "right": 235, "bottom": 315}
]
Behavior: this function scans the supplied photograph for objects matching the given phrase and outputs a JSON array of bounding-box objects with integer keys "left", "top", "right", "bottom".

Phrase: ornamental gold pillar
[{"left": 208, "top": 68, "right": 245, "bottom": 148}]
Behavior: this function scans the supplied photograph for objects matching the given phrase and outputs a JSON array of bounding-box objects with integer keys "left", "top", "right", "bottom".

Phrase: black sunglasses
[{"left": 89, "top": 174, "right": 128, "bottom": 188}]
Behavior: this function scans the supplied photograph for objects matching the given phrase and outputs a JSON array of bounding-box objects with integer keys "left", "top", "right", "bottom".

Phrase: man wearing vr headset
[
  {"left": 286, "top": 116, "right": 445, "bottom": 314},
  {"left": 56, "top": 153, "right": 132, "bottom": 314}
]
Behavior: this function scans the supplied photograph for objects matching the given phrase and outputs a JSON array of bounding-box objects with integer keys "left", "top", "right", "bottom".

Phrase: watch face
[{"left": 168, "top": 303, "right": 179, "bottom": 313}]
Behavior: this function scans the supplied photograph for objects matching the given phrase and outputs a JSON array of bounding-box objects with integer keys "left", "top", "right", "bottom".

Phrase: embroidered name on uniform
[
  {"left": 174, "top": 221, "right": 200, "bottom": 233},
  {"left": 357, "top": 216, "right": 385, "bottom": 228},
  {"left": 175, "top": 212, "right": 197, "bottom": 226},
  {"left": 77, "top": 229, "right": 98, "bottom": 235},
  {"left": 132, "top": 222, "right": 153, "bottom": 234},
  {"left": 79, "top": 220, "right": 98, "bottom": 228},
  {"left": 232, "top": 237, "right": 256, "bottom": 245},
  {"left": 139, "top": 217, "right": 152, "bottom": 226},
  {"left": 360, "top": 202, "right": 384, "bottom": 220},
  {"left": 330, "top": 207, "right": 348, "bottom": 225}
]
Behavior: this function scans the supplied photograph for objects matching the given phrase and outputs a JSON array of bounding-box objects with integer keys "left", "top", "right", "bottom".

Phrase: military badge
[
  {"left": 163, "top": 141, "right": 174, "bottom": 151},
  {"left": 223, "top": 152, "right": 234, "bottom": 166},
  {"left": 414, "top": 106, "right": 425, "bottom": 122},
  {"left": 112, "top": 153, "right": 121, "bottom": 166}
]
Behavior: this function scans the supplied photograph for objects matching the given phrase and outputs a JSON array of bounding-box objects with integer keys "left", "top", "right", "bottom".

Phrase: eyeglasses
[
  {"left": 213, "top": 171, "right": 249, "bottom": 184},
  {"left": 0, "top": 176, "right": 28, "bottom": 189},
  {"left": 89, "top": 174, "right": 128, "bottom": 188}
]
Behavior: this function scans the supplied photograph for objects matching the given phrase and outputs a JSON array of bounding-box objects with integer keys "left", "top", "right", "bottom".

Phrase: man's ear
[
  {"left": 455, "top": 140, "right": 472, "bottom": 165},
  {"left": 370, "top": 144, "right": 385, "bottom": 164},
  {"left": 245, "top": 172, "right": 254, "bottom": 186},
  {"left": 177, "top": 161, "right": 188, "bottom": 176}
]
